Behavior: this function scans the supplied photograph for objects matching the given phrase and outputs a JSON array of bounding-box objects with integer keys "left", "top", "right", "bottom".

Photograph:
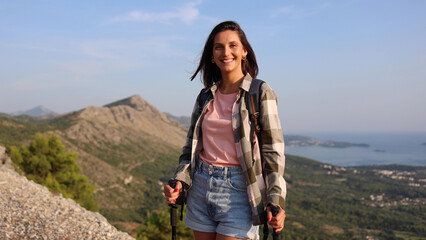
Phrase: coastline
[{"left": 284, "top": 132, "right": 426, "bottom": 167}]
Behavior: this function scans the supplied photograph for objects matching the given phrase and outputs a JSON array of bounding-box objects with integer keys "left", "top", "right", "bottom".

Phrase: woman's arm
[{"left": 259, "top": 83, "right": 286, "bottom": 209}]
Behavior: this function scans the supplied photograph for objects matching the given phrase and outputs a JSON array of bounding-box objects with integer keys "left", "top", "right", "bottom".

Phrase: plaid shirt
[{"left": 173, "top": 74, "right": 286, "bottom": 225}]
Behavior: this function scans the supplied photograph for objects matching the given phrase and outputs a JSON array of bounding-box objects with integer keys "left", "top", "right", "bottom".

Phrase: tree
[{"left": 9, "top": 133, "right": 98, "bottom": 211}]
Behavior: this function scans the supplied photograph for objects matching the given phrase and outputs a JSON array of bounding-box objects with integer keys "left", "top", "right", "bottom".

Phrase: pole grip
[
  {"left": 168, "top": 179, "right": 178, "bottom": 207},
  {"left": 270, "top": 205, "right": 281, "bottom": 240}
]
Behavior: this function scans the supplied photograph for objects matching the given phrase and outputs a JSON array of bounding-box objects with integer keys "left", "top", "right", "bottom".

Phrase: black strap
[
  {"left": 245, "top": 78, "right": 264, "bottom": 152},
  {"left": 198, "top": 88, "right": 211, "bottom": 112}
]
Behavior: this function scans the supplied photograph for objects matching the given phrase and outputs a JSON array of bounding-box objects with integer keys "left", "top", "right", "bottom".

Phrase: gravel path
[{"left": 0, "top": 147, "right": 134, "bottom": 240}]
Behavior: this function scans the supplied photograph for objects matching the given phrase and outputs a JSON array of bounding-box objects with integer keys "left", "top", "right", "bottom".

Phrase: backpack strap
[
  {"left": 245, "top": 78, "right": 264, "bottom": 150},
  {"left": 198, "top": 88, "right": 211, "bottom": 112}
]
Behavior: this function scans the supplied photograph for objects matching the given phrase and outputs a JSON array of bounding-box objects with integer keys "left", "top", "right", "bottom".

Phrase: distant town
[{"left": 321, "top": 164, "right": 426, "bottom": 208}]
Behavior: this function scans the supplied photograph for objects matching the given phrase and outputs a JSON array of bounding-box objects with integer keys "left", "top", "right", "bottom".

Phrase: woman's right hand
[{"left": 163, "top": 181, "right": 182, "bottom": 204}]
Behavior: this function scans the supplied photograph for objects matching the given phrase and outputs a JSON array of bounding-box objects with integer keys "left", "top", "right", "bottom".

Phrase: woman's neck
[{"left": 219, "top": 71, "right": 245, "bottom": 94}]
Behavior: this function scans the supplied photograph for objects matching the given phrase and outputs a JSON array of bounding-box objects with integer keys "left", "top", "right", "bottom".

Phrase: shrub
[{"left": 9, "top": 133, "right": 98, "bottom": 211}]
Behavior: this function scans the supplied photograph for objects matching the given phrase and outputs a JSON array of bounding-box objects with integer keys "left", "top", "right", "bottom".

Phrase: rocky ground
[{"left": 0, "top": 146, "right": 135, "bottom": 240}]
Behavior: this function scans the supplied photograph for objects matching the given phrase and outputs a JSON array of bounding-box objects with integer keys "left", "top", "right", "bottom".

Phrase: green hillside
[{"left": 281, "top": 155, "right": 425, "bottom": 239}]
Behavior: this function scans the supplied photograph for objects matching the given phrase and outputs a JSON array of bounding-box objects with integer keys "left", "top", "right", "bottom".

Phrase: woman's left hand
[{"left": 267, "top": 204, "right": 286, "bottom": 232}]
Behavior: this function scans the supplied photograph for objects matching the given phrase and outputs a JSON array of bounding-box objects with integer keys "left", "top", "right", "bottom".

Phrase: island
[{"left": 285, "top": 135, "right": 370, "bottom": 148}]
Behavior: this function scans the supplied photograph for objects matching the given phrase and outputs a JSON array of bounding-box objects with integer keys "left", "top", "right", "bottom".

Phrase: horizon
[{"left": 1, "top": 0, "right": 425, "bottom": 132}]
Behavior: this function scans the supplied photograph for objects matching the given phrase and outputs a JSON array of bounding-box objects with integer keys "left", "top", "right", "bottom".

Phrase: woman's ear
[{"left": 242, "top": 48, "right": 248, "bottom": 61}]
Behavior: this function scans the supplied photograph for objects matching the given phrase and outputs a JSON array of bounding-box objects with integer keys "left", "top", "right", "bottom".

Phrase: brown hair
[{"left": 190, "top": 21, "right": 258, "bottom": 87}]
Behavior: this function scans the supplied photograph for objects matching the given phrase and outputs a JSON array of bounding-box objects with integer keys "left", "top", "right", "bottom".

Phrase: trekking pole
[
  {"left": 270, "top": 205, "right": 281, "bottom": 240},
  {"left": 168, "top": 180, "right": 178, "bottom": 240}
]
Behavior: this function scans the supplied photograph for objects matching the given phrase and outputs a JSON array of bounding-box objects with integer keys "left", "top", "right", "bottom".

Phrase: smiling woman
[
  {"left": 163, "top": 21, "right": 287, "bottom": 240},
  {"left": 190, "top": 21, "right": 258, "bottom": 88},
  {"left": 211, "top": 30, "right": 247, "bottom": 93}
]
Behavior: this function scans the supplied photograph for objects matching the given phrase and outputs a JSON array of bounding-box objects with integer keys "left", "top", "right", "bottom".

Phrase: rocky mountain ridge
[{"left": 73, "top": 95, "right": 186, "bottom": 147}]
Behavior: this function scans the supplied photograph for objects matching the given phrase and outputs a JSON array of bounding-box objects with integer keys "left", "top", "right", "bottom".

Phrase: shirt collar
[
  {"left": 239, "top": 73, "right": 253, "bottom": 92},
  {"left": 208, "top": 73, "right": 253, "bottom": 93}
]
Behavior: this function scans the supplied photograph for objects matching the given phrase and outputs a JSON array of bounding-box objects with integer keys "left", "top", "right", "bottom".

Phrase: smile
[{"left": 222, "top": 59, "right": 234, "bottom": 63}]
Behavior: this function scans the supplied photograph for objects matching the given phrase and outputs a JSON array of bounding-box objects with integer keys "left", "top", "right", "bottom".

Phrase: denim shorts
[{"left": 184, "top": 160, "right": 259, "bottom": 239}]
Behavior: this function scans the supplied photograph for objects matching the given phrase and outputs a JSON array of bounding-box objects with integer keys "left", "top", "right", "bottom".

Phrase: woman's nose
[{"left": 224, "top": 46, "right": 231, "bottom": 56}]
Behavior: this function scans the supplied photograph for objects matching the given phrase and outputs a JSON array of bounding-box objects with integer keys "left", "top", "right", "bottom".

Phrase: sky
[{"left": 0, "top": 0, "right": 425, "bottom": 133}]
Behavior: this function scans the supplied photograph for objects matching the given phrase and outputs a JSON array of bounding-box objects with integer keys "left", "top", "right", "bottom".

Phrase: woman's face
[{"left": 212, "top": 30, "right": 247, "bottom": 77}]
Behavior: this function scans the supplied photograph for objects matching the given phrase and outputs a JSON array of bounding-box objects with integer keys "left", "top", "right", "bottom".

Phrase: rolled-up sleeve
[{"left": 259, "top": 83, "right": 286, "bottom": 209}]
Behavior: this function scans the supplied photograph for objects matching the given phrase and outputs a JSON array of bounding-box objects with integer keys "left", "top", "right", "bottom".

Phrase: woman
[{"left": 164, "top": 21, "right": 286, "bottom": 240}]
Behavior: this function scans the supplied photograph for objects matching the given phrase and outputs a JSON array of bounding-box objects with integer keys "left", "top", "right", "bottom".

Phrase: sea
[{"left": 284, "top": 132, "right": 426, "bottom": 167}]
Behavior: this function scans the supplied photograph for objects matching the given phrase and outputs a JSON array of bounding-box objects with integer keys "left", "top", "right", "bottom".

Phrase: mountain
[
  {"left": 0, "top": 95, "right": 187, "bottom": 229},
  {"left": 10, "top": 105, "right": 58, "bottom": 117},
  {"left": 0, "top": 95, "right": 424, "bottom": 239}
]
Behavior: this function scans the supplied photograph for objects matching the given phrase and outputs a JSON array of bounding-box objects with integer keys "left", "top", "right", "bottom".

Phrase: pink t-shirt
[{"left": 199, "top": 90, "right": 240, "bottom": 166}]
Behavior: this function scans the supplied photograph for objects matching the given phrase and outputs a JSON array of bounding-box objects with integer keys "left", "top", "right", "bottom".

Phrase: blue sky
[{"left": 0, "top": 0, "right": 425, "bottom": 132}]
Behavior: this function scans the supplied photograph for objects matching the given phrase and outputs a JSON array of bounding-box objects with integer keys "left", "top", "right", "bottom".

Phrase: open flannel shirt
[{"left": 173, "top": 74, "right": 286, "bottom": 225}]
